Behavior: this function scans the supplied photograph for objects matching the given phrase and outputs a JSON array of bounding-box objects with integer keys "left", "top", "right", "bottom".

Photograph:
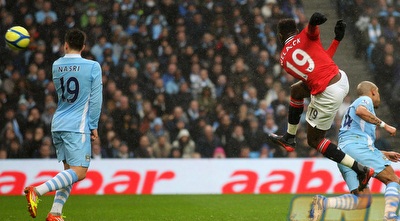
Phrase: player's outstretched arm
[
  {"left": 326, "top": 20, "right": 346, "bottom": 57},
  {"left": 356, "top": 105, "right": 397, "bottom": 136},
  {"left": 307, "top": 12, "right": 327, "bottom": 40}
]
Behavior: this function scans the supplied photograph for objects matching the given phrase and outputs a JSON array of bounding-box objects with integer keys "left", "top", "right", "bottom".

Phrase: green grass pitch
[{"left": 1, "top": 194, "right": 293, "bottom": 221}]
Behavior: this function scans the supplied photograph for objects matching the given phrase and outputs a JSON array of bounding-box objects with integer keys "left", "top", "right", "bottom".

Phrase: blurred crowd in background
[{"left": 0, "top": 0, "right": 396, "bottom": 160}]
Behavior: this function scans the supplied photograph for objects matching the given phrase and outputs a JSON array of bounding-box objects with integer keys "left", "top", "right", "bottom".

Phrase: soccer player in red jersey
[{"left": 269, "top": 12, "right": 374, "bottom": 190}]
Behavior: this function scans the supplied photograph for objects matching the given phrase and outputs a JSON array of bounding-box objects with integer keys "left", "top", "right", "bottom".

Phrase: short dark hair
[
  {"left": 65, "top": 29, "right": 86, "bottom": 51},
  {"left": 277, "top": 18, "right": 297, "bottom": 39}
]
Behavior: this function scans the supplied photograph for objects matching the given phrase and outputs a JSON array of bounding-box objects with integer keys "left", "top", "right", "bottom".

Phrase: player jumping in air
[{"left": 269, "top": 12, "right": 374, "bottom": 190}]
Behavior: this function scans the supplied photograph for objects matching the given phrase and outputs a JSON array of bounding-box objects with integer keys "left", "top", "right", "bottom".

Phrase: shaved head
[{"left": 356, "top": 81, "right": 377, "bottom": 96}]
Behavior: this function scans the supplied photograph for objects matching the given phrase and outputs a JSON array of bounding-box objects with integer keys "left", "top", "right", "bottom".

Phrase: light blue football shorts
[
  {"left": 337, "top": 142, "right": 390, "bottom": 192},
  {"left": 52, "top": 131, "right": 91, "bottom": 167}
]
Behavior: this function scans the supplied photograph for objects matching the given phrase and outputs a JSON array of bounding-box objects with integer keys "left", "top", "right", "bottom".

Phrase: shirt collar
[
  {"left": 284, "top": 36, "right": 295, "bottom": 45},
  {"left": 64, "top": 54, "right": 82, "bottom": 58}
]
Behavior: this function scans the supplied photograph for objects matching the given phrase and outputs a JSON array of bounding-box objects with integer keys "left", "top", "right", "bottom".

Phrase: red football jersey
[{"left": 280, "top": 25, "right": 340, "bottom": 95}]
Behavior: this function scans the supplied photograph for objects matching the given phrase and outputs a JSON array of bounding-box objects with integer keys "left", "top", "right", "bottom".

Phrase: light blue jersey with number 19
[{"left": 51, "top": 54, "right": 102, "bottom": 134}]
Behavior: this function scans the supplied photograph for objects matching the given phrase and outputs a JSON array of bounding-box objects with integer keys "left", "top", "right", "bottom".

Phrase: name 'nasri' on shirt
[{"left": 57, "top": 65, "right": 81, "bottom": 72}]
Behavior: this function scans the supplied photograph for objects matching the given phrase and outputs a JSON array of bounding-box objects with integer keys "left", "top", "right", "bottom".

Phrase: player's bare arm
[{"left": 355, "top": 105, "right": 396, "bottom": 136}]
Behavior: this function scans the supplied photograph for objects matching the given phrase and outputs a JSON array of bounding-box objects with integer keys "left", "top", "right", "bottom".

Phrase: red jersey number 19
[{"left": 286, "top": 49, "right": 314, "bottom": 81}]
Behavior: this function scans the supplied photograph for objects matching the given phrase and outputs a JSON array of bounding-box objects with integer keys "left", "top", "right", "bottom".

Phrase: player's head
[
  {"left": 357, "top": 81, "right": 381, "bottom": 108},
  {"left": 64, "top": 29, "right": 86, "bottom": 52},
  {"left": 277, "top": 18, "right": 298, "bottom": 45}
]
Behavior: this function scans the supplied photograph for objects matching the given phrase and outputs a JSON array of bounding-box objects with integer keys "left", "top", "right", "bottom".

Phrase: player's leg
[
  {"left": 333, "top": 164, "right": 371, "bottom": 210},
  {"left": 307, "top": 125, "right": 373, "bottom": 190},
  {"left": 268, "top": 81, "right": 310, "bottom": 151},
  {"left": 47, "top": 132, "right": 91, "bottom": 217},
  {"left": 286, "top": 81, "right": 310, "bottom": 138},
  {"left": 375, "top": 166, "right": 400, "bottom": 219},
  {"left": 48, "top": 163, "right": 88, "bottom": 218},
  {"left": 309, "top": 163, "right": 371, "bottom": 221},
  {"left": 305, "top": 71, "right": 373, "bottom": 190},
  {"left": 341, "top": 141, "right": 400, "bottom": 219},
  {"left": 24, "top": 132, "right": 90, "bottom": 218},
  {"left": 31, "top": 132, "right": 82, "bottom": 196},
  {"left": 45, "top": 161, "right": 72, "bottom": 221},
  {"left": 24, "top": 132, "right": 75, "bottom": 218},
  {"left": 309, "top": 191, "right": 369, "bottom": 221}
]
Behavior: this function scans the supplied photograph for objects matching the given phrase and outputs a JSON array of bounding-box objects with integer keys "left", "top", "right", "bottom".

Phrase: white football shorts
[{"left": 306, "top": 70, "right": 349, "bottom": 130}]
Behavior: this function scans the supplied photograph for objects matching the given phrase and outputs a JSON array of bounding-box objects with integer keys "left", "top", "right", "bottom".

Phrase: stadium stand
[{"left": 0, "top": 0, "right": 396, "bottom": 159}]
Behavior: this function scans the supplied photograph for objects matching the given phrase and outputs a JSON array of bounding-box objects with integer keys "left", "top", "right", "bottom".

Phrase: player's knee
[
  {"left": 290, "top": 84, "right": 302, "bottom": 99},
  {"left": 306, "top": 137, "right": 318, "bottom": 148},
  {"left": 77, "top": 172, "right": 87, "bottom": 181},
  {"left": 72, "top": 167, "right": 88, "bottom": 181}
]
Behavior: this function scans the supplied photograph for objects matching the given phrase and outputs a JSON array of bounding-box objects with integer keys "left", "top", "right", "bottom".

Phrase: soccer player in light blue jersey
[
  {"left": 309, "top": 81, "right": 400, "bottom": 221},
  {"left": 24, "top": 29, "right": 102, "bottom": 221}
]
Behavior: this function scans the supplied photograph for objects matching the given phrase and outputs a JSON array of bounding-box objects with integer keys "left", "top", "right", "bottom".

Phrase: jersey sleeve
[
  {"left": 306, "top": 24, "right": 320, "bottom": 40},
  {"left": 326, "top": 39, "right": 340, "bottom": 58},
  {"left": 357, "top": 96, "right": 374, "bottom": 112},
  {"left": 88, "top": 62, "right": 103, "bottom": 130}
]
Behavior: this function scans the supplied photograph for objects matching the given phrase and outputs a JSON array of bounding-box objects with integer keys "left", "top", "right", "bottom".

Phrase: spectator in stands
[
  {"left": 196, "top": 125, "right": 221, "bottom": 158},
  {"left": 374, "top": 53, "right": 398, "bottom": 98},
  {"left": 32, "top": 136, "right": 55, "bottom": 159},
  {"left": 35, "top": 0, "right": 58, "bottom": 24},
  {"left": 174, "top": 82, "right": 193, "bottom": 110},
  {"left": 4, "top": 136, "right": 25, "bottom": 158},
  {"left": 197, "top": 87, "right": 217, "bottom": 117},
  {"left": 191, "top": 69, "right": 216, "bottom": 100},
  {"left": 80, "top": 3, "right": 103, "bottom": 29},
  {"left": 134, "top": 135, "right": 155, "bottom": 158},
  {"left": 152, "top": 134, "right": 172, "bottom": 158},
  {"left": 213, "top": 146, "right": 226, "bottom": 158},
  {"left": 146, "top": 117, "right": 170, "bottom": 145},
  {"left": 226, "top": 124, "right": 248, "bottom": 158},
  {"left": 262, "top": 114, "right": 279, "bottom": 136},
  {"left": 214, "top": 113, "right": 233, "bottom": 149},
  {"left": 91, "top": 35, "right": 112, "bottom": 64},
  {"left": 239, "top": 145, "right": 251, "bottom": 158},
  {"left": 92, "top": 139, "right": 107, "bottom": 159},
  {"left": 0, "top": 148, "right": 7, "bottom": 159},
  {"left": 4, "top": 0, "right": 388, "bottom": 159},
  {"left": 169, "top": 147, "right": 182, "bottom": 158},
  {"left": 245, "top": 117, "right": 266, "bottom": 157},
  {"left": 186, "top": 100, "right": 200, "bottom": 124},
  {"left": 165, "top": 106, "right": 188, "bottom": 138},
  {"left": 382, "top": 16, "right": 397, "bottom": 42},
  {"left": 116, "top": 142, "right": 134, "bottom": 159},
  {"left": 171, "top": 129, "right": 196, "bottom": 158},
  {"left": 366, "top": 16, "right": 382, "bottom": 66}
]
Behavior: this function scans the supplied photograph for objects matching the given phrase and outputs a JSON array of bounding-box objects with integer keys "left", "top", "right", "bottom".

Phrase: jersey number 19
[
  {"left": 60, "top": 77, "right": 80, "bottom": 103},
  {"left": 286, "top": 49, "right": 315, "bottom": 81}
]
